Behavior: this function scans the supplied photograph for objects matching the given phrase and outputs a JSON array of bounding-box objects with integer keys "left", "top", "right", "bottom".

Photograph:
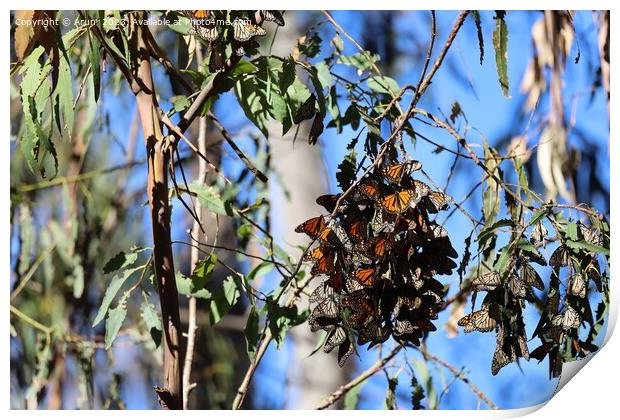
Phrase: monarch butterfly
[
  {"left": 357, "top": 319, "right": 389, "bottom": 345},
  {"left": 458, "top": 305, "right": 497, "bottom": 333},
  {"left": 295, "top": 215, "right": 327, "bottom": 238},
  {"left": 337, "top": 338, "right": 354, "bottom": 366},
  {"left": 323, "top": 326, "right": 347, "bottom": 353},
  {"left": 349, "top": 252, "right": 373, "bottom": 266},
  {"left": 312, "top": 298, "right": 339, "bottom": 319},
  {"left": 359, "top": 179, "right": 381, "bottom": 200},
  {"left": 371, "top": 210, "right": 397, "bottom": 233},
  {"left": 342, "top": 291, "right": 375, "bottom": 313},
  {"left": 345, "top": 309, "right": 370, "bottom": 328},
  {"left": 308, "top": 113, "right": 324, "bottom": 145},
  {"left": 325, "top": 272, "right": 343, "bottom": 291},
  {"left": 308, "top": 315, "right": 337, "bottom": 332},
  {"left": 188, "top": 24, "right": 219, "bottom": 42},
  {"left": 549, "top": 245, "right": 570, "bottom": 267},
  {"left": 232, "top": 18, "right": 266, "bottom": 42},
  {"left": 423, "top": 190, "right": 451, "bottom": 213},
  {"left": 531, "top": 221, "right": 548, "bottom": 243},
  {"left": 562, "top": 305, "right": 581, "bottom": 329},
  {"left": 426, "top": 222, "right": 448, "bottom": 239},
  {"left": 507, "top": 274, "right": 528, "bottom": 298},
  {"left": 579, "top": 223, "right": 603, "bottom": 247},
  {"left": 520, "top": 262, "right": 544, "bottom": 290},
  {"left": 316, "top": 226, "right": 340, "bottom": 247},
  {"left": 491, "top": 345, "right": 512, "bottom": 376},
  {"left": 180, "top": 10, "right": 211, "bottom": 21},
  {"left": 293, "top": 93, "right": 316, "bottom": 124},
  {"left": 351, "top": 267, "right": 376, "bottom": 287},
  {"left": 309, "top": 282, "right": 334, "bottom": 304},
  {"left": 393, "top": 296, "right": 422, "bottom": 317},
  {"left": 344, "top": 275, "right": 365, "bottom": 293},
  {"left": 381, "top": 160, "right": 422, "bottom": 183},
  {"left": 570, "top": 273, "right": 587, "bottom": 298},
  {"left": 393, "top": 319, "right": 415, "bottom": 336},
  {"left": 316, "top": 194, "right": 341, "bottom": 213},
  {"left": 423, "top": 290, "right": 443, "bottom": 306},
  {"left": 412, "top": 179, "right": 431, "bottom": 199},
  {"left": 521, "top": 245, "right": 547, "bottom": 266},
  {"left": 412, "top": 318, "right": 437, "bottom": 332},
  {"left": 345, "top": 219, "right": 367, "bottom": 242},
  {"left": 377, "top": 190, "right": 416, "bottom": 213},
  {"left": 369, "top": 236, "right": 390, "bottom": 258},
  {"left": 259, "top": 10, "right": 285, "bottom": 26},
  {"left": 304, "top": 246, "right": 335, "bottom": 275}
]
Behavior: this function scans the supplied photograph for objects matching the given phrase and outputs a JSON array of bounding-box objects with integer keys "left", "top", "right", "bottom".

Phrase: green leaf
[
  {"left": 492, "top": 11, "right": 510, "bottom": 97},
  {"left": 267, "top": 302, "right": 308, "bottom": 348},
  {"left": 230, "top": 59, "right": 257, "bottom": 77},
  {"left": 176, "top": 272, "right": 212, "bottom": 299},
  {"left": 471, "top": 11, "right": 484, "bottom": 65},
  {"left": 92, "top": 265, "right": 143, "bottom": 327},
  {"left": 493, "top": 245, "right": 512, "bottom": 274},
  {"left": 385, "top": 376, "right": 398, "bottom": 409},
  {"left": 565, "top": 239, "right": 609, "bottom": 257},
  {"left": 189, "top": 183, "right": 231, "bottom": 216},
  {"left": 191, "top": 253, "right": 217, "bottom": 292},
  {"left": 71, "top": 255, "right": 85, "bottom": 299},
  {"left": 170, "top": 95, "right": 191, "bottom": 113},
  {"left": 247, "top": 261, "right": 274, "bottom": 281},
  {"left": 209, "top": 276, "right": 241, "bottom": 324},
  {"left": 413, "top": 359, "right": 437, "bottom": 409},
  {"left": 336, "top": 146, "right": 357, "bottom": 191},
  {"left": 140, "top": 299, "right": 162, "bottom": 348},
  {"left": 411, "top": 374, "right": 425, "bottom": 410},
  {"left": 167, "top": 14, "right": 191, "bottom": 35},
  {"left": 478, "top": 218, "right": 514, "bottom": 247},
  {"left": 88, "top": 31, "right": 101, "bottom": 103},
  {"left": 529, "top": 209, "right": 549, "bottom": 227},
  {"left": 56, "top": 33, "right": 74, "bottom": 139},
  {"left": 105, "top": 301, "right": 127, "bottom": 349},
  {"left": 367, "top": 76, "right": 399, "bottom": 95},
  {"left": 244, "top": 306, "right": 261, "bottom": 360},
  {"left": 337, "top": 52, "right": 380, "bottom": 72},
  {"left": 566, "top": 221, "right": 579, "bottom": 241},
  {"left": 315, "top": 61, "right": 333, "bottom": 90},
  {"left": 102, "top": 247, "right": 146, "bottom": 274},
  {"left": 344, "top": 383, "right": 363, "bottom": 410}
]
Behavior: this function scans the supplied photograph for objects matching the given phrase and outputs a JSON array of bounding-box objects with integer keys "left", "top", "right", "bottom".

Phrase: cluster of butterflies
[
  {"left": 458, "top": 221, "right": 604, "bottom": 377},
  {"left": 296, "top": 157, "right": 458, "bottom": 366},
  {"left": 177, "top": 10, "right": 284, "bottom": 69}
]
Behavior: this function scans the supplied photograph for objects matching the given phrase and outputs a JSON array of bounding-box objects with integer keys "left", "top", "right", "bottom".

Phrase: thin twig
[
  {"left": 208, "top": 113, "right": 268, "bottom": 183},
  {"left": 315, "top": 346, "right": 402, "bottom": 410},
  {"left": 415, "top": 347, "right": 499, "bottom": 410},
  {"left": 182, "top": 72, "right": 209, "bottom": 407}
]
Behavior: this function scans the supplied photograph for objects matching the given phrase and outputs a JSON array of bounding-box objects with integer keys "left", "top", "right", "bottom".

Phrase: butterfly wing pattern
[
  {"left": 297, "top": 154, "right": 459, "bottom": 365},
  {"left": 177, "top": 10, "right": 282, "bottom": 70}
]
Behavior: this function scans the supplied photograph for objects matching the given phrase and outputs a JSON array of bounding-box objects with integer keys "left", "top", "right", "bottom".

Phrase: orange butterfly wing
[
  {"left": 378, "top": 190, "right": 413, "bottom": 213},
  {"left": 295, "top": 216, "right": 326, "bottom": 238},
  {"left": 353, "top": 268, "right": 376, "bottom": 287}
]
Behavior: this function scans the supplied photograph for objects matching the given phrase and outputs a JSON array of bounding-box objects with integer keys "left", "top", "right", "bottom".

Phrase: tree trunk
[{"left": 131, "top": 17, "right": 183, "bottom": 409}]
